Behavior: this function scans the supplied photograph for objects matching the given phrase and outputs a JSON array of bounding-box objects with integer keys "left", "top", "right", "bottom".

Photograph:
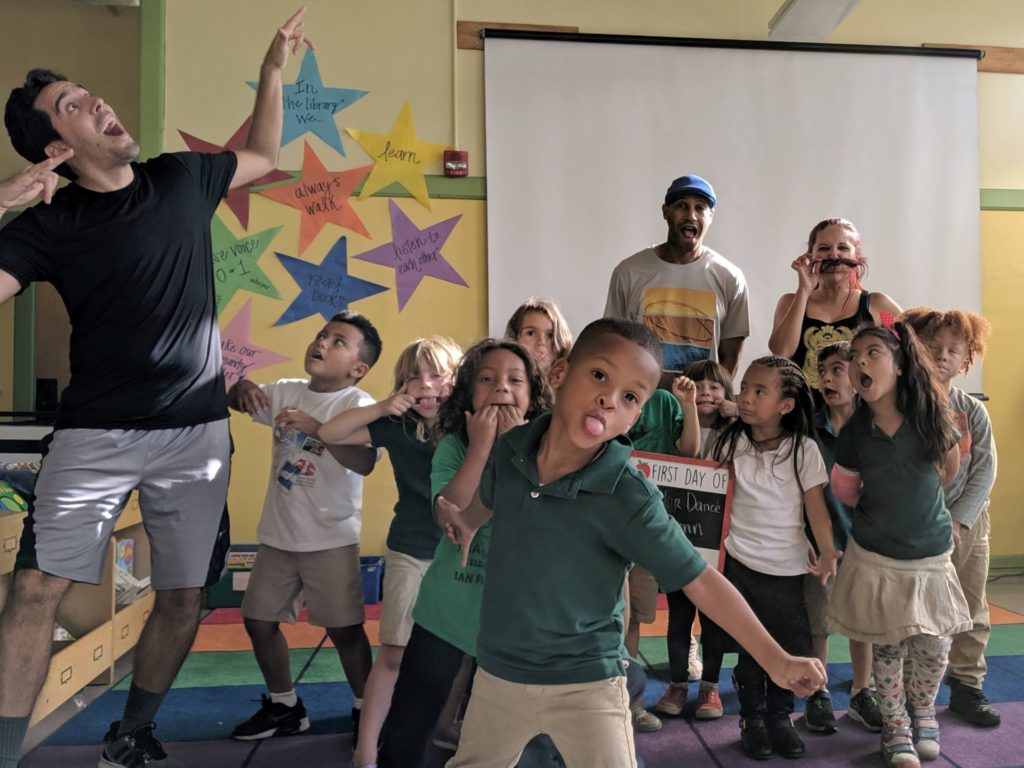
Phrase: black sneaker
[
  {"left": 100, "top": 721, "right": 184, "bottom": 767},
  {"left": 231, "top": 695, "right": 311, "bottom": 740},
  {"left": 948, "top": 679, "right": 1001, "bottom": 727},
  {"left": 847, "top": 688, "right": 883, "bottom": 732},
  {"left": 804, "top": 690, "right": 837, "bottom": 734}
]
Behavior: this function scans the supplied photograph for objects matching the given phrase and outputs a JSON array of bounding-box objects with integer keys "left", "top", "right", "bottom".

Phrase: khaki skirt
[{"left": 827, "top": 537, "right": 971, "bottom": 645}]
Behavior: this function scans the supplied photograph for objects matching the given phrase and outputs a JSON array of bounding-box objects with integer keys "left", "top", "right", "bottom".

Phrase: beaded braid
[{"left": 710, "top": 355, "right": 818, "bottom": 493}]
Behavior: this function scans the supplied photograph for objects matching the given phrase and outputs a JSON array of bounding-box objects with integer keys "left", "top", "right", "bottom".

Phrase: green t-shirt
[
  {"left": 628, "top": 388, "right": 684, "bottom": 455},
  {"left": 367, "top": 416, "right": 441, "bottom": 559},
  {"left": 410, "top": 433, "right": 491, "bottom": 656},
  {"left": 476, "top": 413, "right": 707, "bottom": 685},
  {"left": 835, "top": 407, "right": 954, "bottom": 559}
]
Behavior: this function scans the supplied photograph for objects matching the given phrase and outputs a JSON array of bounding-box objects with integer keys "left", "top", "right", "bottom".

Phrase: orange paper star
[
  {"left": 347, "top": 102, "right": 450, "bottom": 210},
  {"left": 259, "top": 142, "right": 372, "bottom": 254}
]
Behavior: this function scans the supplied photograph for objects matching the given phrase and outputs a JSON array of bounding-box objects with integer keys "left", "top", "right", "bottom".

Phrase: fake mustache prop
[{"left": 815, "top": 257, "right": 863, "bottom": 273}]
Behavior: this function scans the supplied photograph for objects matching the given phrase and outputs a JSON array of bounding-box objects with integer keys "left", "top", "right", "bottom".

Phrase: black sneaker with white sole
[
  {"left": 231, "top": 695, "right": 311, "bottom": 740},
  {"left": 99, "top": 721, "right": 184, "bottom": 767}
]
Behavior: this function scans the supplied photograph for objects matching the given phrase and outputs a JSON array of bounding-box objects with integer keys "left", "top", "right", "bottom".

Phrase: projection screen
[{"left": 484, "top": 33, "right": 981, "bottom": 389}]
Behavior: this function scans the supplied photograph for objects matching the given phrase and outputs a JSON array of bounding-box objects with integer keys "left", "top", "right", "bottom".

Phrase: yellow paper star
[{"left": 347, "top": 102, "right": 450, "bottom": 210}]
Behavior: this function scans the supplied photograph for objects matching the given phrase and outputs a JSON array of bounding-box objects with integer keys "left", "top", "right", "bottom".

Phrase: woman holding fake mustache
[{"left": 768, "top": 218, "right": 902, "bottom": 389}]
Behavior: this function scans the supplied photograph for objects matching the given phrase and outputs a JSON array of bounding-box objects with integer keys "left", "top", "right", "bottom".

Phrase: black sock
[
  {"left": 116, "top": 683, "right": 166, "bottom": 736},
  {"left": 0, "top": 715, "right": 30, "bottom": 768}
]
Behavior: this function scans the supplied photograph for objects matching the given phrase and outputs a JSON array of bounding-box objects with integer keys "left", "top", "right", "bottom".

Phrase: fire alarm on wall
[{"left": 443, "top": 149, "right": 469, "bottom": 177}]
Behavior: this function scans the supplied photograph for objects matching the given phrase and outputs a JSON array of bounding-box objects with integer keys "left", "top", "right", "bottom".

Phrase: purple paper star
[{"left": 353, "top": 200, "right": 467, "bottom": 311}]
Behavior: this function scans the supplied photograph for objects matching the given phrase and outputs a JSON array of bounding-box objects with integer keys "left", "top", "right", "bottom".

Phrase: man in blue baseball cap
[{"left": 605, "top": 173, "right": 748, "bottom": 378}]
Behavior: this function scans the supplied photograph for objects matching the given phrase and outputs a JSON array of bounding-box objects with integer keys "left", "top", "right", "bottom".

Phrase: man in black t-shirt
[{"left": 0, "top": 10, "right": 311, "bottom": 768}]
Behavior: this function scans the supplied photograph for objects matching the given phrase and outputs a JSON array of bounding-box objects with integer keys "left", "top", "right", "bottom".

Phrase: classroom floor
[{"left": 21, "top": 574, "right": 1024, "bottom": 768}]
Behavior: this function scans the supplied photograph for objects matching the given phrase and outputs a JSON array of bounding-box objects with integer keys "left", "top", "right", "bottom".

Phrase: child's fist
[
  {"left": 671, "top": 375, "right": 697, "bottom": 405},
  {"left": 384, "top": 393, "right": 417, "bottom": 416}
]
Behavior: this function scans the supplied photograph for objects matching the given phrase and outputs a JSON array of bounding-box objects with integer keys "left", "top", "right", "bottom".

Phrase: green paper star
[{"left": 210, "top": 215, "right": 283, "bottom": 315}]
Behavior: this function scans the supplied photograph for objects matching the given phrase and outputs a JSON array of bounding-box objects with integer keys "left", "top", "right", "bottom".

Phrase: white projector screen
[{"left": 485, "top": 35, "right": 981, "bottom": 390}]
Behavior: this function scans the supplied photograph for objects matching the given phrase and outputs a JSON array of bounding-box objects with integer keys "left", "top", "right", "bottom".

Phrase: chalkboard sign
[{"left": 629, "top": 451, "right": 733, "bottom": 570}]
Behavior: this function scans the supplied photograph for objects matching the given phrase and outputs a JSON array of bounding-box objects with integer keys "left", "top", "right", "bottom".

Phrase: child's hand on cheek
[
  {"left": 384, "top": 392, "right": 417, "bottom": 416},
  {"left": 466, "top": 406, "right": 499, "bottom": 449},
  {"left": 717, "top": 400, "right": 738, "bottom": 419},
  {"left": 496, "top": 404, "right": 525, "bottom": 436}
]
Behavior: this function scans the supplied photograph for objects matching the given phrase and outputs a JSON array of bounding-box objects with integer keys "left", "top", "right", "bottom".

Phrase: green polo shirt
[
  {"left": 476, "top": 412, "right": 707, "bottom": 685},
  {"left": 366, "top": 415, "right": 441, "bottom": 560},
  {"left": 835, "top": 407, "right": 954, "bottom": 559},
  {"left": 411, "top": 433, "right": 491, "bottom": 656},
  {"left": 628, "top": 389, "right": 683, "bottom": 455}
]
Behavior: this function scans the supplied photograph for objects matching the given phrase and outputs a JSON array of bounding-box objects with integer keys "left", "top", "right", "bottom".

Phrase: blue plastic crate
[{"left": 360, "top": 555, "right": 385, "bottom": 604}]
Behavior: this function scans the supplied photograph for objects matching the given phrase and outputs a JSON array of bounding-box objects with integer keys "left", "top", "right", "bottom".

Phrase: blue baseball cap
[{"left": 664, "top": 174, "right": 716, "bottom": 208}]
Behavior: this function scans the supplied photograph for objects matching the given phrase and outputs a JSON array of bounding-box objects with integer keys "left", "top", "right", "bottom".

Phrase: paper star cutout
[
  {"left": 250, "top": 48, "right": 367, "bottom": 156},
  {"left": 274, "top": 236, "right": 388, "bottom": 326},
  {"left": 210, "top": 215, "right": 283, "bottom": 315},
  {"left": 220, "top": 300, "right": 291, "bottom": 389},
  {"left": 347, "top": 102, "right": 450, "bottom": 209},
  {"left": 259, "top": 142, "right": 372, "bottom": 255},
  {"left": 354, "top": 200, "right": 466, "bottom": 311},
  {"left": 179, "top": 117, "right": 291, "bottom": 230}
]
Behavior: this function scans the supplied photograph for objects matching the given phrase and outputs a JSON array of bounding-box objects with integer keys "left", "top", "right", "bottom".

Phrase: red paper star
[
  {"left": 259, "top": 142, "right": 372, "bottom": 254},
  {"left": 179, "top": 117, "right": 291, "bottom": 230}
]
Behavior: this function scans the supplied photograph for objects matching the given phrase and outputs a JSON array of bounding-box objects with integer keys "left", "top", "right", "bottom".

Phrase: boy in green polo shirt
[{"left": 438, "top": 318, "right": 827, "bottom": 767}]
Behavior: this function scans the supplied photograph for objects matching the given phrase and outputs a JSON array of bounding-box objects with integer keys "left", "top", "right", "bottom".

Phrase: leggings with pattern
[{"left": 873, "top": 634, "right": 951, "bottom": 742}]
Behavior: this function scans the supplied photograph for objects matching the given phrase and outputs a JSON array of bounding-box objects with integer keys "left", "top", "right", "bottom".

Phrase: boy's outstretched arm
[
  {"left": 231, "top": 7, "right": 312, "bottom": 189},
  {"left": 682, "top": 567, "right": 826, "bottom": 696}
]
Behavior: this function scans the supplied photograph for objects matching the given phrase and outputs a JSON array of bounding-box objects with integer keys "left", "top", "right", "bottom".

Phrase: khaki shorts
[
  {"left": 379, "top": 549, "right": 432, "bottom": 646},
  {"left": 628, "top": 566, "right": 659, "bottom": 625},
  {"left": 241, "top": 543, "right": 364, "bottom": 628}
]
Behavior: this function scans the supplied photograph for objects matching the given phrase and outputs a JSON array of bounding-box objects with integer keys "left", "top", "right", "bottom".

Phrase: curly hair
[
  {"left": 899, "top": 306, "right": 991, "bottom": 371},
  {"left": 710, "top": 355, "right": 817, "bottom": 492},
  {"left": 850, "top": 322, "right": 958, "bottom": 468},
  {"left": 436, "top": 339, "right": 552, "bottom": 443}
]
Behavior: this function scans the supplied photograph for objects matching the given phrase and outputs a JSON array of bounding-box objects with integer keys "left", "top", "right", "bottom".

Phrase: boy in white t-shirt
[{"left": 227, "top": 310, "right": 382, "bottom": 741}]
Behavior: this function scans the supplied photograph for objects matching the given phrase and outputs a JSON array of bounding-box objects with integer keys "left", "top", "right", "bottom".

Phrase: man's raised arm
[{"left": 231, "top": 7, "right": 313, "bottom": 189}]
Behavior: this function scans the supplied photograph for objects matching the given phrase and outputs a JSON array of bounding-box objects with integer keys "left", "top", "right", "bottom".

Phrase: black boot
[
  {"left": 735, "top": 661, "right": 772, "bottom": 760},
  {"left": 948, "top": 677, "right": 1002, "bottom": 727},
  {"left": 740, "top": 718, "right": 773, "bottom": 760},
  {"left": 768, "top": 716, "right": 806, "bottom": 759}
]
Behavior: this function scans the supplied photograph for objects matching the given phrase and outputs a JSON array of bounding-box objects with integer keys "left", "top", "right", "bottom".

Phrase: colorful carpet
[{"left": 22, "top": 595, "right": 1024, "bottom": 767}]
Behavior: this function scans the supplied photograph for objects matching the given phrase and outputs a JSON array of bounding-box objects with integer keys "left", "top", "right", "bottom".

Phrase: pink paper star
[{"left": 220, "top": 300, "right": 291, "bottom": 389}]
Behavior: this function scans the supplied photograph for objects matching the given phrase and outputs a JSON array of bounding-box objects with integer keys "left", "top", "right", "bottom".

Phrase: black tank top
[{"left": 793, "top": 291, "right": 872, "bottom": 389}]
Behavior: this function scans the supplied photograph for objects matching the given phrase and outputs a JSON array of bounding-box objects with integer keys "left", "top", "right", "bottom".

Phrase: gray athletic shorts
[{"left": 21, "top": 420, "right": 230, "bottom": 589}]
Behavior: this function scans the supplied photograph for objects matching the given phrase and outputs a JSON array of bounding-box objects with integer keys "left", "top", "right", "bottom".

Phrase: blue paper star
[
  {"left": 249, "top": 48, "right": 367, "bottom": 156},
  {"left": 274, "top": 236, "right": 388, "bottom": 326}
]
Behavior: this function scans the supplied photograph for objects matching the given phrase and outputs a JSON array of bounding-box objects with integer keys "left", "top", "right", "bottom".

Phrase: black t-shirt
[
  {"left": 0, "top": 151, "right": 237, "bottom": 429},
  {"left": 366, "top": 415, "right": 440, "bottom": 560}
]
